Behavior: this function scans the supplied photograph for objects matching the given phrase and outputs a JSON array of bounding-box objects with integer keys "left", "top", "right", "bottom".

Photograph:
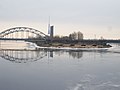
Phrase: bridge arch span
[{"left": 0, "top": 27, "right": 48, "bottom": 40}]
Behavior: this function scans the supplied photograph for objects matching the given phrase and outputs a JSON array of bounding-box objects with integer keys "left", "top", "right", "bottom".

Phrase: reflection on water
[
  {"left": 69, "top": 51, "right": 83, "bottom": 59},
  {"left": 50, "top": 50, "right": 83, "bottom": 59},
  {"left": 0, "top": 49, "right": 84, "bottom": 63},
  {"left": 0, "top": 50, "right": 47, "bottom": 63},
  {"left": 0, "top": 41, "right": 120, "bottom": 90}
]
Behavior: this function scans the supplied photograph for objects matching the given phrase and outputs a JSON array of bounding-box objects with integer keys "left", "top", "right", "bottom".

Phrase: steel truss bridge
[{"left": 0, "top": 27, "right": 49, "bottom": 42}]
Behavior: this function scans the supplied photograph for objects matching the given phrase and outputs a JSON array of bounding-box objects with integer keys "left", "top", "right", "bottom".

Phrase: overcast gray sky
[{"left": 0, "top": 0, "right": 120, "bottom": 39}]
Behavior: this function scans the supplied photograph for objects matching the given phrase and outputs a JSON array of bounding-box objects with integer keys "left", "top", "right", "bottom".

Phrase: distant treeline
[{"left": 46, "top": 39, "right": 120, "bottom": 44}]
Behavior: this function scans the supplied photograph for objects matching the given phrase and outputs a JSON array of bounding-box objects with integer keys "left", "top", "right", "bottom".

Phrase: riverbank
[
  {"left": 36, "top": 42, "right": 112, "bottom": 48},
  {"left": 0, "top": 46, "right": 109, "bottom": 52},
  {"left": 0, "top": 43, "right": 111, "bottom": 51}
]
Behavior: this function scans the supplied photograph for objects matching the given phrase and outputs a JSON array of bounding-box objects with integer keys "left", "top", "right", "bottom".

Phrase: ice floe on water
[
  {"left": 95, "top": 82, "right": 120, "bottom": 90},
  {"left": 66, "top": 73, "right": 120, "bottom": 90},
  {"left": 26, "top": 42, "right": 41, "bottom": 50},
  {"left": 107, "top": 43, "right": 120, "bottom": 53},
  {"left": 67, "top": 81, "right": 120, "bottom": 90}
]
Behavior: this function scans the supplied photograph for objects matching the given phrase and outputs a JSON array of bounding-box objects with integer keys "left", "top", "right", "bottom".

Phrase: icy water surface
[{"left": 0, "top": 41, "right": 120, "bottom": 90}]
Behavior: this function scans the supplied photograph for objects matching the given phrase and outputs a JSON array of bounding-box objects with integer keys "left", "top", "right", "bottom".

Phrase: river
[{"left": 0, "top": 41, "right": 120, "bottom": 90}]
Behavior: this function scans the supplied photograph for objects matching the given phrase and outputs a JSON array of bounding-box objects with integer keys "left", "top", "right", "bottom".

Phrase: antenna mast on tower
[{"left": 48, "top": 16, "right": 54, "bottom": 38}]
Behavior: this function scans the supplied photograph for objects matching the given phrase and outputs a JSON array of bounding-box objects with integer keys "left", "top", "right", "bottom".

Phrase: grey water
[{"left": 0, "top": 41, "right": 120, "bottom": 90}]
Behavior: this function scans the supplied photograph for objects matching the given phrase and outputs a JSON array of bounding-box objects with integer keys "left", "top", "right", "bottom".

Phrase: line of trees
[{"left": 53, "top": 31, "right": 84, "bottom": 41}]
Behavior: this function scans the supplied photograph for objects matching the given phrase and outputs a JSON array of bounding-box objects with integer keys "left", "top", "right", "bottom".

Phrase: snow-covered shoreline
[
  {"left": 37, "top": 46, "right": 109, "bottom": 52},
  {"left": 1, "top": 42, "right": 120, "bottom": 53}
]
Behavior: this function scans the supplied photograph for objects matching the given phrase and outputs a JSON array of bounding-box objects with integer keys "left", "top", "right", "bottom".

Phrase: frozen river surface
[{"left": 0, "top": 41, "right": 120, "bottom": 90}]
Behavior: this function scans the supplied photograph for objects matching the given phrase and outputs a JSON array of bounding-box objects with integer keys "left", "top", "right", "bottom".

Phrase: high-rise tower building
[
  {"left": 50, "top": 26, "right": 54, "bottom": 38},
  {"left": 48, "top": 17, "right": 54, "bottom": 38}
]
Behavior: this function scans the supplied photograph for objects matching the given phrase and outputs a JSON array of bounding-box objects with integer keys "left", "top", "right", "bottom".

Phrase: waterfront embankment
[{"left": 35, "top": 40, "right": 112, "bottom": 49}]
